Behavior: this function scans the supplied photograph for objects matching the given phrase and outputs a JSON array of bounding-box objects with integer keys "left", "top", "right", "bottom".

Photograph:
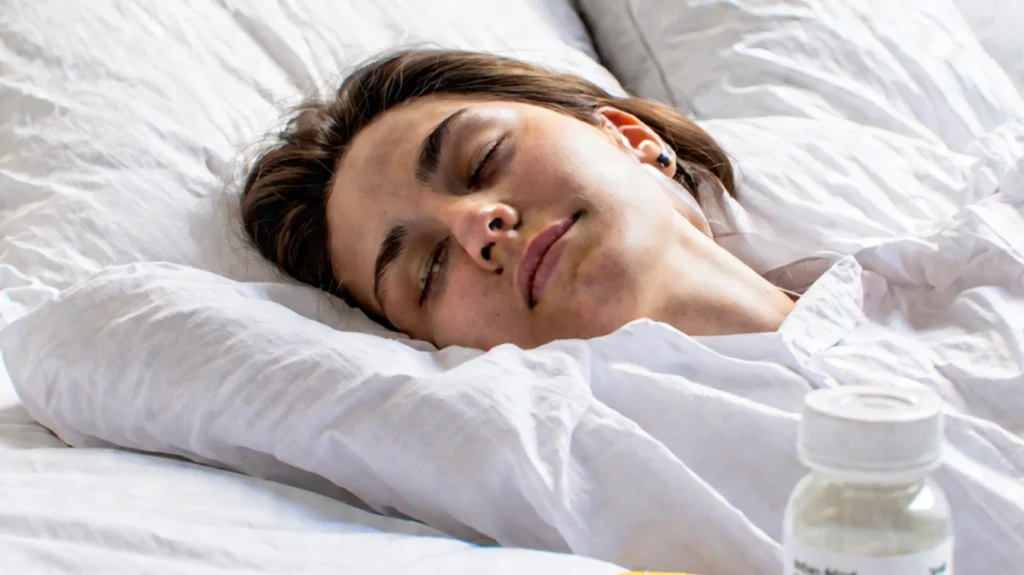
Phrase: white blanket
[{"left": 0, "top": 379, "right": 620, "bottom": 575}]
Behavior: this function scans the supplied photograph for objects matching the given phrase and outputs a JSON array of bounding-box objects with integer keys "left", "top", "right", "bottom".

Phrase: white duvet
[
  {"left": 3, "top": 1, "right": 1024, "bottom": 574},
  {"left": 0, "top": 377, "right": 621, "bottom": 575}
]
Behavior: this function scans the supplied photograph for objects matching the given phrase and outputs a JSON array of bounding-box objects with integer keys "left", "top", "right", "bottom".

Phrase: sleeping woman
[{"left": 241, "top": 49, "right": 796, "bottom": 350}]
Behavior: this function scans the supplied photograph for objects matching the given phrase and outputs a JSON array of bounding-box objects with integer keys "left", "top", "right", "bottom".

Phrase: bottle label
[{"left": 783, "top": 537, "right": 953, "bottom": 575}]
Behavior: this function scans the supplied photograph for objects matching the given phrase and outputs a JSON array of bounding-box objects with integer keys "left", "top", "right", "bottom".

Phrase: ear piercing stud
[{"left": 656, "top": 149, "right": 672, "bottom": 168}]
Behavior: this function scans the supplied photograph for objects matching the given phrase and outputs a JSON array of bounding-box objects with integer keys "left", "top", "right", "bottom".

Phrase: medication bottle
[{"left": 783, "top": 386, "right": 953, "bottom": 575}]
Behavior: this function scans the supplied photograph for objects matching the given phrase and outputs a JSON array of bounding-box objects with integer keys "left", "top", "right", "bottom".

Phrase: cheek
[
  {"left": 514, "top": 128, "right": 618, "bottom": 202},
  {"left": 547, "top": 217, "right": 670, "bottom": 338},
  {"left": 548, "top": 149, "right": 675, "bottom": 227},
  {"left": 428, "top": 266, "right": 527, "bottom": 349},
  {"left": 570, "top": 240, "right": 645, "bottom": 324}
]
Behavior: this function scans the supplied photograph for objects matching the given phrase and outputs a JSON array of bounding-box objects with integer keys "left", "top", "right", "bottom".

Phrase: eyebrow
[
  {"left": 372, "top": 221, "right": 410, "bottom": 313},
  {"left": 416, "top": 108, "right": 468, "bottom": 184}
]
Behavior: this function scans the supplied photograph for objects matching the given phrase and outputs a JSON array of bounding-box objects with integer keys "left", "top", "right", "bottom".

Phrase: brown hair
[{"left": 240, "top": 49, "right": 734, "bottom": 310}]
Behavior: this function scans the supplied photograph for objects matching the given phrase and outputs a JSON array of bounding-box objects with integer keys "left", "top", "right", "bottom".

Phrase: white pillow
[
  {"left": 952, "top": 0, "right": 1024, "bottom": 96},
  {"left": 695, "top": 115, "right": 1019, "bottom": 274},
  {"left": 577, "top": 0, "right": 1024, "bottom": 149},
  {"left": 0, "top": 0, "right": 622, "bottom": 329}
]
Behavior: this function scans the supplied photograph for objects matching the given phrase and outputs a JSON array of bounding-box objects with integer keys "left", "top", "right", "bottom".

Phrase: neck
[{"left": 646, "top": 227, "right": 795, "bottom": 337}]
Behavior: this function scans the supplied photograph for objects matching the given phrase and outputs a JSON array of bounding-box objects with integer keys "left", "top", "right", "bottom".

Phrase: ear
[{"left": 596, "top": 106, "right": 675, "bottom": 177}]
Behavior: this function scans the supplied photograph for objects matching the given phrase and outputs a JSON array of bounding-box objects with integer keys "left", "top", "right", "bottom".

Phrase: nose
[{"left": 449, "top": 201, "right": 519, "bottom": 273}]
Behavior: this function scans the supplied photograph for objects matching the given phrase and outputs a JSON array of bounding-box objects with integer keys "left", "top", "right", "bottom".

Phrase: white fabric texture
[
  {"left": 577, "top": 0, "right": 1024, "bottom": 149},
  {"left": 952, "top": 0, "right": 1024, "bottom": 96},
  {"left": 696, "top": 115, "right": 1024, "bottom": 275},
  {"left": 4, "top": 154, "right": 1024, "bottom": 573},
  {"left": 0, "top": 371, "right": 623, "bottom": 575},
  {"left": 4, "top": 0, "right": 1024, "bottom": 573}
]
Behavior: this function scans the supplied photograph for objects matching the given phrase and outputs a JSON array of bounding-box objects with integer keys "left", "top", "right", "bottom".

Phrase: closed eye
[
  {"left": 469, "top": 134, "right": 507, "bottom": 190},
  {"left": 419, "top": 238, "right": 449, "bottom": 306}
]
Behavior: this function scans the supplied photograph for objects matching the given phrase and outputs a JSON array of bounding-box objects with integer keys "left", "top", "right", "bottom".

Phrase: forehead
[{"left": 325, "top": 96, "right": 529, "bottom": 311}]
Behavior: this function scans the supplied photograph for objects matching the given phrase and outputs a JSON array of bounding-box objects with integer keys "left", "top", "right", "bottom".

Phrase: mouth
[{"left": 517, "top": 212, "right": 580, "bottom": 309}]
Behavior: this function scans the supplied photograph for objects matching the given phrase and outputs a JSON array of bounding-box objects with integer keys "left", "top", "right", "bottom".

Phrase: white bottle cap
[{"left": 799, "top": 386, "right": 944, "bottom": 482}]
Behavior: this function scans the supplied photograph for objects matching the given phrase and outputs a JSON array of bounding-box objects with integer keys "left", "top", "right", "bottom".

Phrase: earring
[{"left": 656, "top": 149, "right": 672, "bottom": 168}]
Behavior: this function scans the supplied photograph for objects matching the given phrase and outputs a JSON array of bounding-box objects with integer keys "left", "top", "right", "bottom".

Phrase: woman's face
[{"left": 327, "top": 96, "right": 786, "bottom": 349}]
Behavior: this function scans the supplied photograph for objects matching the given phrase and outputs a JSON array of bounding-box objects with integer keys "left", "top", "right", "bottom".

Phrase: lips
[{"left": 517, "top": 214, "right": 578, "bottom": 308}]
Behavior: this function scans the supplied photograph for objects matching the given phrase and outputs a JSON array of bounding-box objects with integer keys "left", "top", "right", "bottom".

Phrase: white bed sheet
[
  {"left": 954, "top": 0, "right": 1024, "bottom": 96},
  {"left": 0, "top": 359, "right": 623, "bottom": 574}
]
